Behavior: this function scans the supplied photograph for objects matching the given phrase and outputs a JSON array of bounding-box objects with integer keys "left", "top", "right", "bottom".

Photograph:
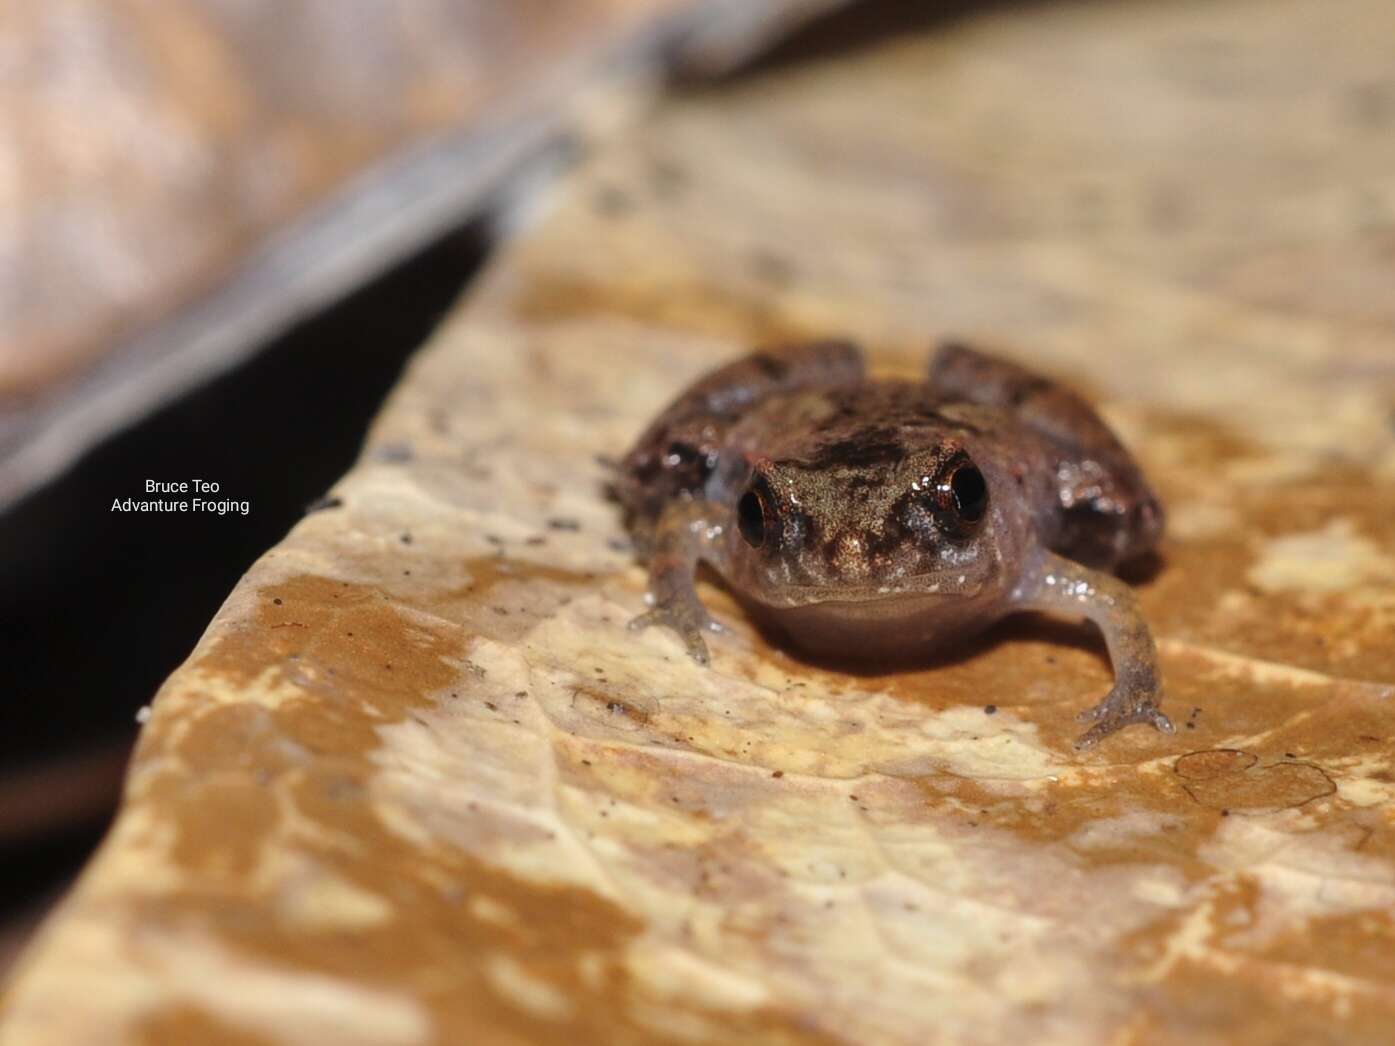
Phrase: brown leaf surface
[{"left": 6, "top": 0, "right": 1395, "bottom": 1042}]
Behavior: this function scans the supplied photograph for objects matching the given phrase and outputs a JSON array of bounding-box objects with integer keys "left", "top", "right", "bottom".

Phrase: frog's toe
[
  {"left": 628, "top": 604, "right": 714, "bottom": 664},
  {"left": 1073, "top": 718, "right": 1118, "bottom": 750},
  {"left": 1072, "top": 686, "right": 1173, "bottom": 749},
  {"left": 684, "top": 632, "right": 711, "bottom": 664}
]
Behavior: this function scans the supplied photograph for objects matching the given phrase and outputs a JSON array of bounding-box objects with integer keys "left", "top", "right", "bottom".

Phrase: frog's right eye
[{"left": 737, "top": 487, "right": 772, "bottom": 547}]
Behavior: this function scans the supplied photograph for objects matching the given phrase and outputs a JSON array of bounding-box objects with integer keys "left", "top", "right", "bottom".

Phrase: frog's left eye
[{"left": 947, "top": 463, "right": 988, "bottom": 524}]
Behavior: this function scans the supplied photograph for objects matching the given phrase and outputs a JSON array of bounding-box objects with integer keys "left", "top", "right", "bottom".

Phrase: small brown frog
[{"left": 616, "top": 340, "right": 1173, "bottom": 748}]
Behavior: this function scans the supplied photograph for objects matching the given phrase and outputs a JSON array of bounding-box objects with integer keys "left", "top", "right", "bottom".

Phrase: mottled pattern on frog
[{"left": 617, "top": 340, "right": 1173, "bottom": 749}]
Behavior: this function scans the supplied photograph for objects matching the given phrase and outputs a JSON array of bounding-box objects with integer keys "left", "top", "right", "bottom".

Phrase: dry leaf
[{"left": 4, "top": 0, "right": 1395, "bottom": 1042}]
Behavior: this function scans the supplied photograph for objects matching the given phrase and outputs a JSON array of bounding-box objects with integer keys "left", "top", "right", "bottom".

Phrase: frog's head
[{"left": 725, "top": 430, "right": 1021, "bottom": 608}]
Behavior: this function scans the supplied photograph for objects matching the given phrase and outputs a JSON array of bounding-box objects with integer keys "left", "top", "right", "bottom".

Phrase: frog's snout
[{"left": 827, "top": 531, "right": 873, "bottom": 582}]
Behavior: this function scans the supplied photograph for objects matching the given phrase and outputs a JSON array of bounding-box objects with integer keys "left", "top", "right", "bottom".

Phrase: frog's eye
[
  {"left": 948, "top": 463, "right": 988, "bottom": 523},
  {"left": 931, "top": 458, "right": 988, "bottom": 536},
  {"left": 737, "top": 487, "right": 772, "bottom": 547}
]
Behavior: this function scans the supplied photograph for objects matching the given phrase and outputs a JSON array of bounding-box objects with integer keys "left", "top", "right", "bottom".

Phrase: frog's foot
[
  {"left": 629, "top": 596, "right": 722, "bottom": 665},
  {"left": 1074, "top": 684, "right": 1174, "bottom": 750}
]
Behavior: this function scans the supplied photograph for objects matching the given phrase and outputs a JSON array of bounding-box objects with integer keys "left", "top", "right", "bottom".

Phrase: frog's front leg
[
  {"left": 628, "top": 499, "right": 726, "bottom": 664},
  {"left": 1011, "top": 549, "right": 1174, "bottom": 748}
]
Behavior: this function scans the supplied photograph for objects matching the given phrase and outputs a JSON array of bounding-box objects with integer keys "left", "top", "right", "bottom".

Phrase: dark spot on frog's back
[
  {"left": 843, "top": 471, "right": 882, "bottom": 494},
  {"left": 804, "top": 428, "right": 907, "bottom": 469},
  {"left": 750, "top": 353, "right": 790, "bottom": 380},
  {"left": 1004, "top": 376, "right": 1050, "bottom": 407}
]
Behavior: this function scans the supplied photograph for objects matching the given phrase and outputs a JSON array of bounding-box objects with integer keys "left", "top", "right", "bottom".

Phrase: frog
[{"left": 615, "top": 339, "right": 1173, "bottom": 748}]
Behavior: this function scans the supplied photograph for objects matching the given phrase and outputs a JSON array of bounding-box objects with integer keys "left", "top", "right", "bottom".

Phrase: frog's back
[{"left": 618, "top": 340, "right": 1162, "bottom": 571}]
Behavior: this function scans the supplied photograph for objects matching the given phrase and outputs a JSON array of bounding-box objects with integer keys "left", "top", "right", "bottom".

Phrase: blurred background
[{"left": 1, "top": 0, "right": 975, "bottom": 974}]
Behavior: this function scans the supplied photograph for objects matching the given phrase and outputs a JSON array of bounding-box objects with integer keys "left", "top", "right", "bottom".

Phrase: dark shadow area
[{"left": 0, "top": 222, "right": 487, "bottom": 926}]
